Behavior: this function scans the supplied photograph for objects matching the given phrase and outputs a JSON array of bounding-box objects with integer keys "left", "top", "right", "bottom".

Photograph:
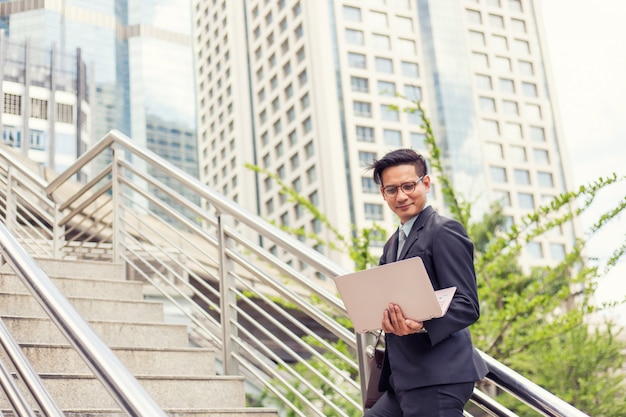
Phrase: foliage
[
  {"left": 245, "top": 163, "right": 386, "bottom": 271},
  {"left": 247, "top": 101, "right": 626, "bottom": 416},
  {"left": 415, "top": 97, "right": 626, "bottom": 416}
]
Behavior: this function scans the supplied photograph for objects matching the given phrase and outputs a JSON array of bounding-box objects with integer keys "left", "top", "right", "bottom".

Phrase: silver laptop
[{"left": 332, "top": 257, "right": 456, "bottom": 333}]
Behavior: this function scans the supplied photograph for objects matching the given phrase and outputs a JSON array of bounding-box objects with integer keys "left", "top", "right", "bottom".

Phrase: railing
[
  {"left": 0, "top": 131, "right": 590, "bottom": 417},
  {"left": 0, "top": 222, "right": 168, "bottom": 417}
]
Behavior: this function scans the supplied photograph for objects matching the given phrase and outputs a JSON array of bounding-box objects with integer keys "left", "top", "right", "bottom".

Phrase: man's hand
[{"left": 382, "top": 304, "right": 426, "bottom": 336}]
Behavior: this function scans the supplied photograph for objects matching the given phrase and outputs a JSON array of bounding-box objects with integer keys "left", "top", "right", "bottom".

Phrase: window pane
[
  {"left": 343, "top": 5, "right": 362, "bottom": 22},
  {"left": 348, "top": 52, "right": 367, "bottom": 68},
  {"left": 401, "top": 61, "right": 419, "bottom": 77},
  {"left": 376, "top": 57, "right": 394, "bottom": 73},
  {"left": 383, "top": 129, "right": 402, "bottom": 146}
]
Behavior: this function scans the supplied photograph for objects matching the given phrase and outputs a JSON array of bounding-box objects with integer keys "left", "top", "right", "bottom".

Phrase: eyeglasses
[{"left": 382, "top": 176, "right": 424, "bottom": 197}]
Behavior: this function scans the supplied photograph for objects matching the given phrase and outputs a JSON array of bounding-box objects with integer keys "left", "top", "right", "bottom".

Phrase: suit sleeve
[{"left": 424, "top": 219, "right": 480, "bottom": 346}]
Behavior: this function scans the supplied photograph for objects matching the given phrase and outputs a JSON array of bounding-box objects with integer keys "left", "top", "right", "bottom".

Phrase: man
[{"left": 365, "top": 149, "right": 488, "bottom": 417}]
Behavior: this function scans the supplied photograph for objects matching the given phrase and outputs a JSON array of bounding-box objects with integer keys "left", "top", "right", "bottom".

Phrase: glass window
[
  {"left": 514, "top": 39, "right": 530, "bottom": 54},
  {"left": 376, "top": 57, "right": 394, "bottom": 73},
  {"left": 395, "top": 16, "right": 413, "bottom": 32},
  {"left": 533, "top": 148, "right": 550, "bottom": 164},
  {"left": 525, "top": 104, "right": 542, "bottom": 119},
  {"left": 476, "top": 74, "right": 493, "bottom": 90},
  {"left": 538, "top": 171, "right": 554, "bottom": 187},
  {"left": 380, "top": 104, "right": 399, "bottom": 121},
  {"left": 509, "top": 145, "right": 526, "bottom": 161},
  {"left": 522, "top": 82, "right": 538, "bottom": 97},
  {"left": 346, "top": 29, "right": 365, "bottom": 45},
  {"left": 514, "top": 169, "right": 531, "bottom": 185},
  {"left": 398, "top": 38, "right": 416, "bottom": 55},
  {"left": 489, "top": 14, "right": 504, "bottom": 28},
  {"left": 356, "top": 126, "right": 375, "bottom": 142},
  {"left": 287, "top": 106, "right": 295, "bottom": 122},
  {"left": 306, "top": 166, "right": 317, "bottom": 183},
  {"left": 372, "top": 33, "right": 391, "bottom": 50},
  {"left": 469, "top": 31, "right": 486, "bottom": 47},
  {"left": 343, "top": 5, "right": 362, "bottom": 22},
  {"left": 369, "top": 11, "right": 388, "bottom": 28},
  {"left": 288, "top": 129, "right": 297, "bottom": 146},
  {"left": 359, "top": 151, "right": 376, "bottom": 167},
  {"left": 362, "top": 177, "right": 378, "bottom": 193},
  {"left": 492, "top": 35, "right": 508, "bottom": 51},
  {"left": 500, "top": 78, "right": 515, "bottom": 94},
  {"left": 495, "top": 56, "right": 511, "bottom": 72},
  {"left": 509, "top": 0, "right": 523, "bottom": 12},
  {"left": 530, "top": 126, "right": 545, "bottom": 142},
  {"left": 305, "top": 141, "right": 314, "bottom": 158},
  {"left": 518, "top": 192, "right": 535, "bottom": 209},
  {"left": 383, "top": 129, "right": 402, "bottom": 147},
  {"left": 482, "top": 119, "right": 500, "bottom": 137},
  {"left": 493, "top": 190, "right": 511, "bottom": 207},
  {"left": 518, "top": 60, "right": 534, "bottom": 76},
  {"left": 550, "top": 243, "right": 566, "bottom": 261},
  {"left": 404, "top": 84, "right": 422, "bottom": 101},
  {"left": 364, "top": 203, "right": 384, "bottom": 220},
  {"left": 479, "top": 97, "right": 496, "bottom": 112},
  {"left": 352, "top": 76, "right": 369, "bottom": 92},
  {"left": 348, "top": 52, "right": 367, "bottom": 68},
  {"left": 504, "top": 122, "right": 522, "bottom": 140},
  {"left": 472, "top": 52, "right": 489, "bottom": 68},
  {"left": 401, "top": 61, "right": 419, "bottom": 77},
  {"left": 526, "top": 241, "right": 543, "bottom": 259},
  {"left": 410, "top": 132, "right": 426, "bottom": 149},
  {"left": 490, "top": 166, "right": 507, "bottom": 183},
  {"left": 354, "top": 101, "right": 372, "bottom": 117},
  {"left": 511, "top": 18, "right": 526, "bottom": 33},
  {"left": 503, "top": 100, "right": 519, "bottom": 115},
  {"left": 378, "top": 80, "right": 396, "bottom": 96},
  {"left": 302, "top": 117, "right": 312, "bottom": 133},
  {"left": 300, "top": 93, "right": 310, "bottom": 110},
  {"left": 298, "top": 70, "right": 308, "bottom": 86},
  {"left": 466, "top": 9, "right": 482, "bottom": 24},
  {"left": 285, "top": 83, "right": 293, "bottom": 99},
  {"left": 486, "top": 142, "right": 504, "bottom": 159}
]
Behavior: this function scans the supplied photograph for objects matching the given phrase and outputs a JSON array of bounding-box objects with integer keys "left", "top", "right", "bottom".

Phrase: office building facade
[
  {"left": 0, "top": 0, "right": 199, "bottom": 181},
  {"left": 198, "top": 0, "right": 575, "bottom": 277}
]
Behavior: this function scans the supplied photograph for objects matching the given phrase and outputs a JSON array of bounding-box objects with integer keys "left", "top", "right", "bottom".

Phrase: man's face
[{"left": 380, "top": 164, "right": 430, "bottom": 224}]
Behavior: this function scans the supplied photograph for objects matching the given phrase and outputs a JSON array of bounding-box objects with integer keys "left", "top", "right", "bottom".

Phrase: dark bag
[{"left": 364, "top": 332, "right": 385, "bottom": 409}]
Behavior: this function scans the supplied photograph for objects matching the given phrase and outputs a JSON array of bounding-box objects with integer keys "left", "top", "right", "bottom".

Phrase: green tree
[
  {"left": 413, "top": 99, "right": 626, "bottom": 416},
  {"left": 249, "top": 101, "right": 626, "bottom": 416}
]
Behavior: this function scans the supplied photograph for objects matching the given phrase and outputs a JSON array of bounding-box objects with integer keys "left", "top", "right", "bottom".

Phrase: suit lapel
[{"left": 397, "top": 206, "right": 433, "bottom": 260}]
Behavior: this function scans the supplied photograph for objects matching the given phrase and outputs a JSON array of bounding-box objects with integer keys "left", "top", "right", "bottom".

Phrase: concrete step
[
  {"left": 0, "top": 258, "right": 126, "bottom": 281},
  {"left": 1, "top": 344, "right": 216, "bottom": 376},
  {"left": 0, "top": 274, "right": 144, "bottom": 300},
  {"left": 0, "top": 292, "right": 164, "bottom": 323},
  {"left": 2, "top": 316, "right": 190, "bottom": 348},
  {"left": 0, "top": 374, "right": 248, "bottom": 410}
]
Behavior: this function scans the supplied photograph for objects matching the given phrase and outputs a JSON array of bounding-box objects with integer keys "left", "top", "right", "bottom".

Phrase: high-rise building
[
  {"left": 199, "top": 0, "right": 576, "bottom": 281},
  {"left": 0, "top": 31, "right": 90, "bottom": 172},
  {"left": 0, "top": 0, "right": 199, "bottom": 182}
]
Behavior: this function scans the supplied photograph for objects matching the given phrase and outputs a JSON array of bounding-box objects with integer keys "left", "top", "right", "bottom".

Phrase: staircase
[{"left": 0, "top": 257, "right": 279, "bottom": 417}]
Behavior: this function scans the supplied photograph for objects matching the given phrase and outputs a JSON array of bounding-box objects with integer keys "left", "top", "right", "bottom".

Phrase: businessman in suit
[{"left": 365, "top": 149, "right": 488, "bottom": 416}]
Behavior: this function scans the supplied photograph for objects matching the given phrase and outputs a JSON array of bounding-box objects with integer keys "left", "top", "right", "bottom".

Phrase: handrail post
[
  {"left": 52, "top": 204, "right": 64, "bottom": 259},
  {"left": 5, "top": 167, "right": 17, "bottom": 232},
  {"left": 111, "top": 144, "right": 123, "bottom": 263},
  {"left": 217, "top": 213, "right": 238, "bottom": 375}
]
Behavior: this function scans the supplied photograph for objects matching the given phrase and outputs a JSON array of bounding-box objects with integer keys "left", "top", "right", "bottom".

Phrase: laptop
[{"left": 332, "top": 256, "right": 456, "bottom": 333}]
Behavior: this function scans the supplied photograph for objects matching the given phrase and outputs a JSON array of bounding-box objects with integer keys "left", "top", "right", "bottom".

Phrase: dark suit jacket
[{"left": 378, "top": 205, "right": 488, "bottom": 392}]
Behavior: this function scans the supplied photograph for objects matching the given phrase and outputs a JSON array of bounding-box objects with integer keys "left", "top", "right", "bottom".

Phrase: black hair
[{"left": 368, "top": 148, "right": 428, "bottom": 185}]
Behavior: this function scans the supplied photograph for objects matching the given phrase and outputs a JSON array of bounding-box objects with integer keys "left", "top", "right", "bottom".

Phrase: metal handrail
[
  {"left": 479, "top": 352, "right": 589, "bottom": 417},
  {"left": 0, "top": 131, "right": 592, "bottom": 417},
  {"left": 0, "top": 222, "right": 169, "bottom": 417}
]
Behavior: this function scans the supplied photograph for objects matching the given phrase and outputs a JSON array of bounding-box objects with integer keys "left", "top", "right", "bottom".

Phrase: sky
[{"left": 539, "top": 1, "right": 626, "bottom": 323}]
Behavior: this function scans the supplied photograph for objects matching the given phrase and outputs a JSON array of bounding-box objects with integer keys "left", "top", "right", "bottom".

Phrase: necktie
[{"left": 396, "top": 228, "right": 406, "bottom": 260}]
